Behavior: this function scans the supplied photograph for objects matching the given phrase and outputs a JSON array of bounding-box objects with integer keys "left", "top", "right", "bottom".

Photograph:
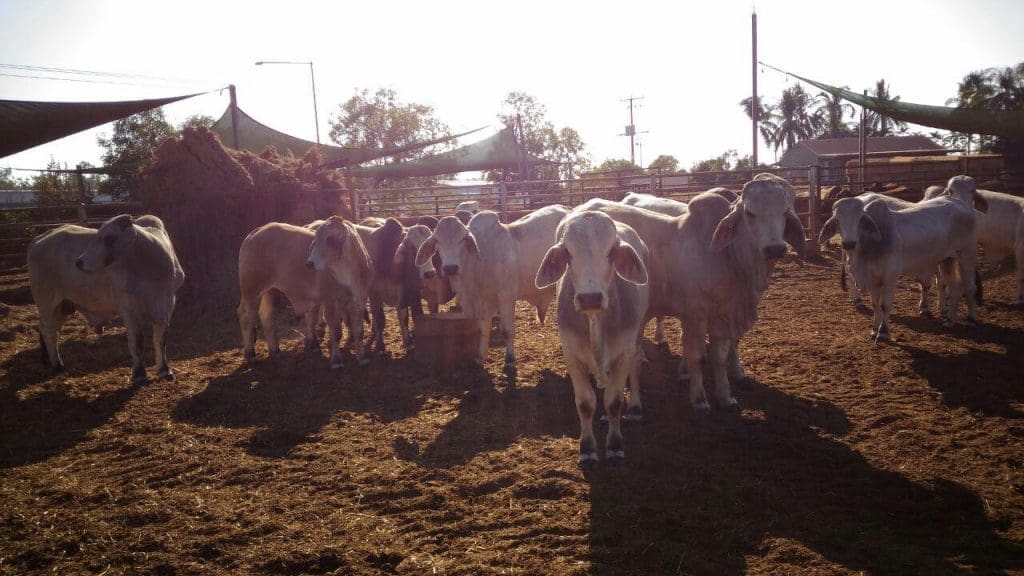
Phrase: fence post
[
  {"left": 349, "top": 188, "right": 360, "bottom": 221},
  {"left": 498, "top": 182, "right": 509, "bottom": 222},
  {"left": 808, "top": 164, "right": 821, "bottom": 255},
  {"left": 75, "top": 170, "right": 88, "bottom": 224},
  {"left": 649, "top": 173, "right": 656, "bottom": 195}
]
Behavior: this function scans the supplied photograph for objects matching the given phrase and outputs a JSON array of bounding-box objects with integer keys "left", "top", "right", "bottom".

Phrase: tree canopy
[
  {"left": 96, "top": 108, "right": 175, "bottom": 200},
  {"left": 491, "top": 92, "right": 590, "bottom": 181},
  {"left": 647, "top": 154, "right": 679, "bottom": 173}
]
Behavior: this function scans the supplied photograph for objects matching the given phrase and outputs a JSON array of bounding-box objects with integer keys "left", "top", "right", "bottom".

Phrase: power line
[
  {"left": 0, "top": 63, "right": 206, "bottom": 84},
  {"left": 0, "top": 71, "right": 164, "bottom": 87}
]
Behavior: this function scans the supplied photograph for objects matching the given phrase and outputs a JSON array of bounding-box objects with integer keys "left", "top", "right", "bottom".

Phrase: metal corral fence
[
  {"left": 352, "top": 156, "right": 1005, "bottom": 253},
  {"left": 0, "top": 200, "right": 142, "bottom": 270}
]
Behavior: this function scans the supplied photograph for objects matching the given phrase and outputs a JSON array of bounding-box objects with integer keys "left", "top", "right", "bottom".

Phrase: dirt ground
[{"left": 1, "top": 254, "right": 1022, "bottom": 576}]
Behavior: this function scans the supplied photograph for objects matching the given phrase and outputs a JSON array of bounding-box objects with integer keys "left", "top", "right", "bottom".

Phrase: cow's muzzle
[
  {"left": 764, "top": 244, "right": 787, "bottom": 260},
  {"left": 423, "top": 270, "right": 437, "bottom": 280},
  {"left": 305, "top": 259, "right": 316, "bottom": 270},
  {"left": 75, "top": 258, "right": 85, "bottom": 271},
  {"left": 442, "top": 264, "right": 459, "bottom": 276},
  {"left": 576, "top": 292, "right": 604, "bottom": 311},
  {"left": 842, "top": 240, "right": 857, "bottom": 251}
]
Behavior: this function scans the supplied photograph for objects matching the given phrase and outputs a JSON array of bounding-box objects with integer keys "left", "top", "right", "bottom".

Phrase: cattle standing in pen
[
  {"left": 819, "top": 192, "right": 980, "bottom": 340},
  {"left": 574, "top": 174, "right": 806, "bottom": 412},
  {"left": 926, "top": 175, "right": 1022, "bottom": 305},
  {"left": 239, "top": 219, "right": 372, "bottom": 369},
  {"left": 28, "top": 214, "right": 185, "bottom": 384},
  {"left": 415, "top": 205, "right": 568, "bottom": 373},
  {"left": 536, "top": 211, "right": 649, "bottom": 466}
]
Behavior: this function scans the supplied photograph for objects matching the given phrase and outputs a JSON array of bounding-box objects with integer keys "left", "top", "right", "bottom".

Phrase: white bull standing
[
  {"left": 536, "top": 210, "right": 649, "bottom": 466},
  {"left": 28, "top": 214, "right": 185, "bottom": 384}
]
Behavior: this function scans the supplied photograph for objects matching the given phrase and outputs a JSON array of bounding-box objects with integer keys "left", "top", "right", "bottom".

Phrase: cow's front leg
[
  {"left": 38, "top": 304, "right": 65, "bottom": 373},
  {"left": 726, "top": 340, "right": 749, "bottom": 387},
  {"left": 499, "top": 298, "right": 516, "bottom": 374},
  {"left": 682, "top": 318, "right": 710, "bottom": 413},
  {"left": 153, "top": 323, "right": 174, "bottom": 381},
  {"left": 124, "top": 318, "right": 148, "bottom": 385},
  {"left": 347, "top": 299, "right": 370, "bottom": 366},
  {"left": 605, "top": 358, "right": 632, "bottom": 464},
  {"left": 624, "top": 348, "right": 643, "bottom": 422},
  {"left": 566, "top": 360, "right": 598, "bottom": 468},
  {"left": 237, "top": 295, "right": 260, "bottom": 363},
  {"left": 709, "top": 336, "right": 739, "bottom": 412},
  {"left": 370, "top": 296, "right": 388, "bottom": 357},
  {"left": 258, "top": 292, "right": 280, "bottom": 357},
  {"left": 397, "top": 306, "right": 413, "bottom": 351}
]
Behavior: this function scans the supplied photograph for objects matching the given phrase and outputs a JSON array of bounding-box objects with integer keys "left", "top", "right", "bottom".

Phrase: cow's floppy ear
[
  {"left": 784, "top": 210, "right": 806, "bottom": 258},
  {"left": 535, "top": 244, "right": 569, "bottom": 289},
  {"left": 818, "top": 215, "right": 838, "bottom": 244},
  {"left": 463, "top": 233, "right": 480, "bottom": 258},
  {"left": 710, "top": 207, "right": 742, "bottom": 252},
  {"left": 859, "top": 213, "right": 882, "bottom": 242},
  {"left": 415, "top": 236, "right": 438, "bottom": 267},
  {"left": 612, "top": 241, "right": 648, "bottom": 285},
  {"left": 111, "top": 214, "right": 133, "bottom": 230}
]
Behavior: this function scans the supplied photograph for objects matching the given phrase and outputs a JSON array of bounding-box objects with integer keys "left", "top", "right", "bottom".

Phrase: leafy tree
[
  {"left": 690, "top": 150, "right": 738, "bottom": 173},
  {"left": 97, "top": 108, "right": 175, "bottom": 199},
  {"left": 491, "top": 92, "right": 590, "bottom": 181},
  {"left": 647, "top": 154, "right": 680, "bottom": 173},
  {"left": 865, "top": 79, "right": 908, "bottom": 136},
  {"left": 0, "top": 167, "right": 28, "bottom": 189},
  {"left": 178, "top": 114, "right": 215, "bottom": 131},
  {"left": 594, "top": 158, "right": 640, "bottom": 172},
  {"left": 948, "top": 64, "right": 1024, "bottom": 159},
  {"left": 329, "top": 88, "right": 453, "bottom": 186},
  {"left": 814, "top": 89, "right": 856, "bottom": 138},
  {"left": 31, "top": 159, "right": 77, "bottom": 205}
]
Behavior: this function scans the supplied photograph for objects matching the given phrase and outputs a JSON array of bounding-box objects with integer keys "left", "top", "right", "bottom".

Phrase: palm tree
[
  {"left": 739, "top": 96, "right": 778, "bottom": 152},
  {"left": 814, "top": 88, "right": 856, "bottom": 138},
  {"left": 764, "top": 84, "right": 820, "bottom": 153},
  {"left": 948, "top": 65, "right": 1024, "bottom": 152},
  {"left": 865, "top": 79, "right": 908, "bottom": 136}
]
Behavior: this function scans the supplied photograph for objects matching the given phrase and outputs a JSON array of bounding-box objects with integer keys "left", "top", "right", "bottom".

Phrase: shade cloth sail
[
  {"left": 347, "top": 127, "right": 552, "bottom": 178},
  {"left": 0, "top": 92, "right": 203, "bottom": 159},
  {"left": 211, "top": 105, "right": 480, "bottom": 167},
  {"left": 763, "top": 63, "right": 1024, "bottom": 138}
]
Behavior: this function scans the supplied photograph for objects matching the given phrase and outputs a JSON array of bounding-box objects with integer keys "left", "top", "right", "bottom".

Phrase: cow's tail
[
  {"left": 840, "top": 262, "right": 848, "bottom": 292},
  {"left": 975, "top": 269, "right": 984, "bottom": 305}
]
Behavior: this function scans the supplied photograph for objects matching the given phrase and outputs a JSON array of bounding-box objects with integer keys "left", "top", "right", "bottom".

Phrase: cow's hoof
[
  {"left": 919, "top": 309, "right": 933, "bottom": 319},
  {"left": 853, "top": 300, "right": 870, "bottom": 312},
  {"left": 941, "top": 320, "right": 954, "bottom": 329},
  {"left": 357, "top": 356, "right": 371, "bottom": 367},
  {"left": 721, "top": 399, "right": 742, "bottom": 414},
  {"left": 131, "top": 370, "right": 149, "bottom": 386},
  {"left": 330, "top": 360, "right": 345, "bottom": 370},
  {"left": 404, "top": 342, "right": 416, "bottom": 352},
  {"left": 503, "top": 361, "right": 517, "bottom": 375},
  {"left": 578, "top": 453, "right": 599, "bottom": 471},
  {"left": 732, "top": 376, "right": 753, "bottom": 389},
  {"left": 243, "top": 350, "right": 257, "bottom": 364},
  {"left": 606, "top": 450, "right": 625, "bottom": 465},
  {"left": 267, "top": 349, "right": 281, "bottom": 359},
  {"left": 159, "top": 368, "right": 175, "bottom": 382},
  {"left": 50, "top": 361, "right": 66, "bottom": 375},
  {"left": 623, "top": 406, "right": 645, "bottom": 423},
  {"left": 965, "top": 317, "right": 978, "bottom": 328},
  {"left": 694, "top": 401, "right": 712, "bottom": 416}
]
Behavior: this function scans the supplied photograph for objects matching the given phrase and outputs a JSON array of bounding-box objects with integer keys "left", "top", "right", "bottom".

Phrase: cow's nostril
[
  {"left": 424, "top": 270, "right": 437, "bottom": 279},
  {"left": 576, "top": 292, "right": 603, "bottom": 311},
  {"left": 764, "top": 244, "right": 787, "bottom": 259},
  {"left": 442, "top": 264, "right": 459, "bottom": 276},
  {"left": 305, "top": 260, "right": 316, "bottom": 270},
  {"left": 75, "top": 259, "right": 84, "bottom": 270},
  {"left": 842, "top": 241, "right": 857, "bottom": 250}
]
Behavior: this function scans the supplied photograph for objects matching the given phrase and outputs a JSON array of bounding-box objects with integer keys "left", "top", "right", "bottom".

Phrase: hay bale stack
[{"left": 140, "top": 127, "right": 351, "bottom": 301}]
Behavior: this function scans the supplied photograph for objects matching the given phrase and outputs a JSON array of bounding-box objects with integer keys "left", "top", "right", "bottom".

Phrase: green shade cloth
[
  {"left": 0, "top": 93, "right": 203, "bottom": 159},
  {"left": 765, "top": 64, "right": 1024, "bottom": 138},
  {"left": 211, "top": 105, "right": 479, "bottom": 167},
  {"left": 348, "top": 127, "right": 552, "bottom": 178}
]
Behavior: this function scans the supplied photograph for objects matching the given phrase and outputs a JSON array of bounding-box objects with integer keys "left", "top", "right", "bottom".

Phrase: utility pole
[
  {"left": 751, "top": 10, "right": 759, "bottom": 169},
  {"left": 620, "top": 96, "right": 646, "bottom": 166}
]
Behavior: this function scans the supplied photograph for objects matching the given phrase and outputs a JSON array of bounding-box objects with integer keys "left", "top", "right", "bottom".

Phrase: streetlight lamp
[{"left": 255, "top": 60, "right": 320, "bottom": 144}]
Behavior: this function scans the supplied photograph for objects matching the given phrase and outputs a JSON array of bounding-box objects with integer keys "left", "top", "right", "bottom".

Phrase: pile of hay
[{"left": 140, "top": 127, "right": 352, "bottom": 302}]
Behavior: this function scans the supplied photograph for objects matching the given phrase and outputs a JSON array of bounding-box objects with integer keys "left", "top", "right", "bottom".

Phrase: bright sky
[{"left": 2, "top": 0, "right": 1022, "bottom": 179}]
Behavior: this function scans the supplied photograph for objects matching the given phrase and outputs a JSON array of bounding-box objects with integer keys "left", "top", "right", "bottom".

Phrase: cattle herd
[{"left": 25, "top": 173, "right": 1023, "bottom": 467}]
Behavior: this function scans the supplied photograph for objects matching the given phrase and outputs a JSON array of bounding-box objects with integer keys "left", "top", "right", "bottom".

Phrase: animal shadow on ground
[
  {"left": 585, "top": 378, "right": 1023, "bottom": 575},
  {"left": 1, "top": 330, "right": 132, "bottom": 388},
  {"left": 172, "top": 352, "right": 436, "bottom": 458},
  {"left": 0, "top": 379, "right": 141, "bottom": 468},
  {"left": 395, "top": 368, "right": 577, "bottom": 469},
  {"left": 900, "top": 343, "right": 1024, "bottom": 419}
]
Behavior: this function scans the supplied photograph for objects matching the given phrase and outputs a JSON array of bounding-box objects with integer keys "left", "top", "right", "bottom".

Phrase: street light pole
[{"left": 255, "top": 60, "right": 320, "bottom": 144}]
